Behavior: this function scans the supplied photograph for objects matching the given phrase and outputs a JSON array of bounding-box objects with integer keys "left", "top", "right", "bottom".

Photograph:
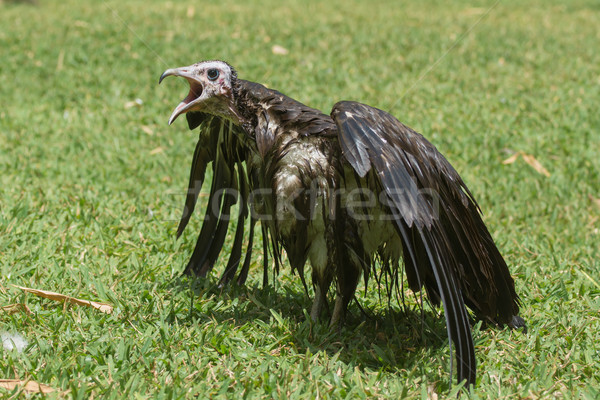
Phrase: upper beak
[
  {"left": 159, "top": 68, "right": 178, "bottom": 84},
  {"left": 159, "top": 67, "right": 203, "bottom": 125}
]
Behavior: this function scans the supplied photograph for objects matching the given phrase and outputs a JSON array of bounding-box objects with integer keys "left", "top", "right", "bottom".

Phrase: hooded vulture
[{"left": 159, "top": 60, "right": 525, "bottom": 386}]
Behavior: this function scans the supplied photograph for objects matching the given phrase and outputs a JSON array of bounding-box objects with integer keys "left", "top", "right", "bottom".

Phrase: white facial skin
[{"left": 160, "top": 60, "right": 241, "bottom": 125}]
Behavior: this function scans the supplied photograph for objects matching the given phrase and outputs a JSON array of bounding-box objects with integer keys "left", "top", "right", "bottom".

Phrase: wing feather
[
  {"left": 219, "top": 161, "right": 250, "bottom": 285},
  {"left": 183, "top": 141, "right": 233, "bottom": 276},
  {"left": 176, "top": 116, "right": 220, "bottom": 238},
  {"left": 332, "top": 101, "right": 521, "bottom": 385},
  {"left": 182, "top": 120, "right": 242, "bottom": 277}
]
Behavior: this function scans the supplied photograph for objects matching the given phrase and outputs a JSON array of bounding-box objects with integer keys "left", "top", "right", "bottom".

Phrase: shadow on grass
[{"left": 167, "top": 274, "right": 453, "bottom": 381}]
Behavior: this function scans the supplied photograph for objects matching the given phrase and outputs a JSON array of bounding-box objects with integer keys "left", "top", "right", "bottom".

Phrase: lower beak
[{"left": 168, "top": 101, "right": 189, "bottom": 125}]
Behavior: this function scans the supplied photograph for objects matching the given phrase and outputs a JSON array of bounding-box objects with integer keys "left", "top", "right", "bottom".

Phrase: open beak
[{"left": 159, "top": 67, "right": 204, "bottom": 125}]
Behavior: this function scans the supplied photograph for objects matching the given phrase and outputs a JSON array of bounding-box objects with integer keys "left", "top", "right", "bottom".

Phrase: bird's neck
[{"left": 231, "top": 79, "right": 272, "bottom": 134}]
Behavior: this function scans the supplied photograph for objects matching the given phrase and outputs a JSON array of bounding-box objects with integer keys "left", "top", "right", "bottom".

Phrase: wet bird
[{"left": 159, "top": 60, "right": 525, "bottom": 386}]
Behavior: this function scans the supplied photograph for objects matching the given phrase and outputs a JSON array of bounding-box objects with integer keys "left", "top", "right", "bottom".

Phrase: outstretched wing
[
  {"left": 176, "top": 112, "right": 215, "bottom": 238},
  {"left": 331, "top": 101, "right": 522, "bottom": 385},
  {"left": 178, "top": 113, "right": 255, "bottom": 285}
]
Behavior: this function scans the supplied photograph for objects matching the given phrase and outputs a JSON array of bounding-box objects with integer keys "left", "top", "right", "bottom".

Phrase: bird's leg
[
  {"left": 329, "top": 293, "right": 347, "bottom": 328},
  {"left": 310, "top": 268, "right": 334, "bottom": 322},
  {"left": 310, "top": 285, "right": 327, "bottom": 322},
  {"left": 329, "top": 263, "right": 361, "bottom": 328}
]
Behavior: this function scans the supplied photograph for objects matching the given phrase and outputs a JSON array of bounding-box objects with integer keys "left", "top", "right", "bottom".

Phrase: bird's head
[{"left": 159, "top": 60, "right": 240, "bottom": 126}]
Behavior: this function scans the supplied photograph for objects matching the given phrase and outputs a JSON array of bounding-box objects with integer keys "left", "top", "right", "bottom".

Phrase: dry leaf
[
  {"left": 427, "top": 384, "right": 439, "bottom": 400},
  {"left": 0, "top": 379, "right": 55, "bottom": 394},
  {"left": 502, "top": 152, "right": 550, "bottom": 177},
  {"left": 269, "top": 346, "right": 281, "bottom": 356},
  {"left": 521, "top": 153, "right": 550, "bottom": 177},
  {"left": 461, "top": 7, "right": 486, "bottom": 16},
  {"left": 141, "top": 125, "right": 154, "bottom": 135},
  {"left": 13, "top": 286, "right": 113, "bottom": 314},
  {"left": 124, "top": 98, "right": 143, "bottom": 109},
  {"left": 149, "top": 147, "right": 164, "bottom": 155},
  {"left": 271, "top": 45, "right": 289, "bottom": 55},
  {"left": 578, "top": 270, "right": 600, "bottom": 289},
  {"left": 502, "top": 153, "right": 520, "bottom": 164},
  {"left": 73, "top": 20, "right": 89, "bottom": 28},
  {"left": 186, "top": 5, "right": 195, "bottom": 18},
  {"left": 1, "top": 303, "right": 32, "bottom": 315},
  {"left": 590, "top": 195, "right": 600, "bottom": 210},
  {"left": 56, "top": 49, "right": 65, "bottom": 72}
]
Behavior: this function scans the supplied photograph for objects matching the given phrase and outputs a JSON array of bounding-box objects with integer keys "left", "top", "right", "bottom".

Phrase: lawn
[{"left": 1, "top": 0, "right": 599, "bottom": 398}]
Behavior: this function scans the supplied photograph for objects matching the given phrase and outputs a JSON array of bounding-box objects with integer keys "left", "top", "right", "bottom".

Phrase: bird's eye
[{"left": 207, "top": 69, "right": 220, "bottom": 81}]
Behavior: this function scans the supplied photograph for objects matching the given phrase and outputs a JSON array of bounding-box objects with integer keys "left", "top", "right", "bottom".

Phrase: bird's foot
[{"left": 508, "top": 315, "right": 527, "bottom": 334}]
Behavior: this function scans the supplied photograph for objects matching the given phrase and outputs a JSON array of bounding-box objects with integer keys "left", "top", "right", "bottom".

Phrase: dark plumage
[{"left": 159, "top": 60, "right": 526, "bottom": 386}]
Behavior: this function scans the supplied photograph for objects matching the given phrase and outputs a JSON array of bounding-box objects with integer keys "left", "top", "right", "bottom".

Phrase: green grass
[{"left": 1, "top": 0, "right": 599, "bottom": 398}]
